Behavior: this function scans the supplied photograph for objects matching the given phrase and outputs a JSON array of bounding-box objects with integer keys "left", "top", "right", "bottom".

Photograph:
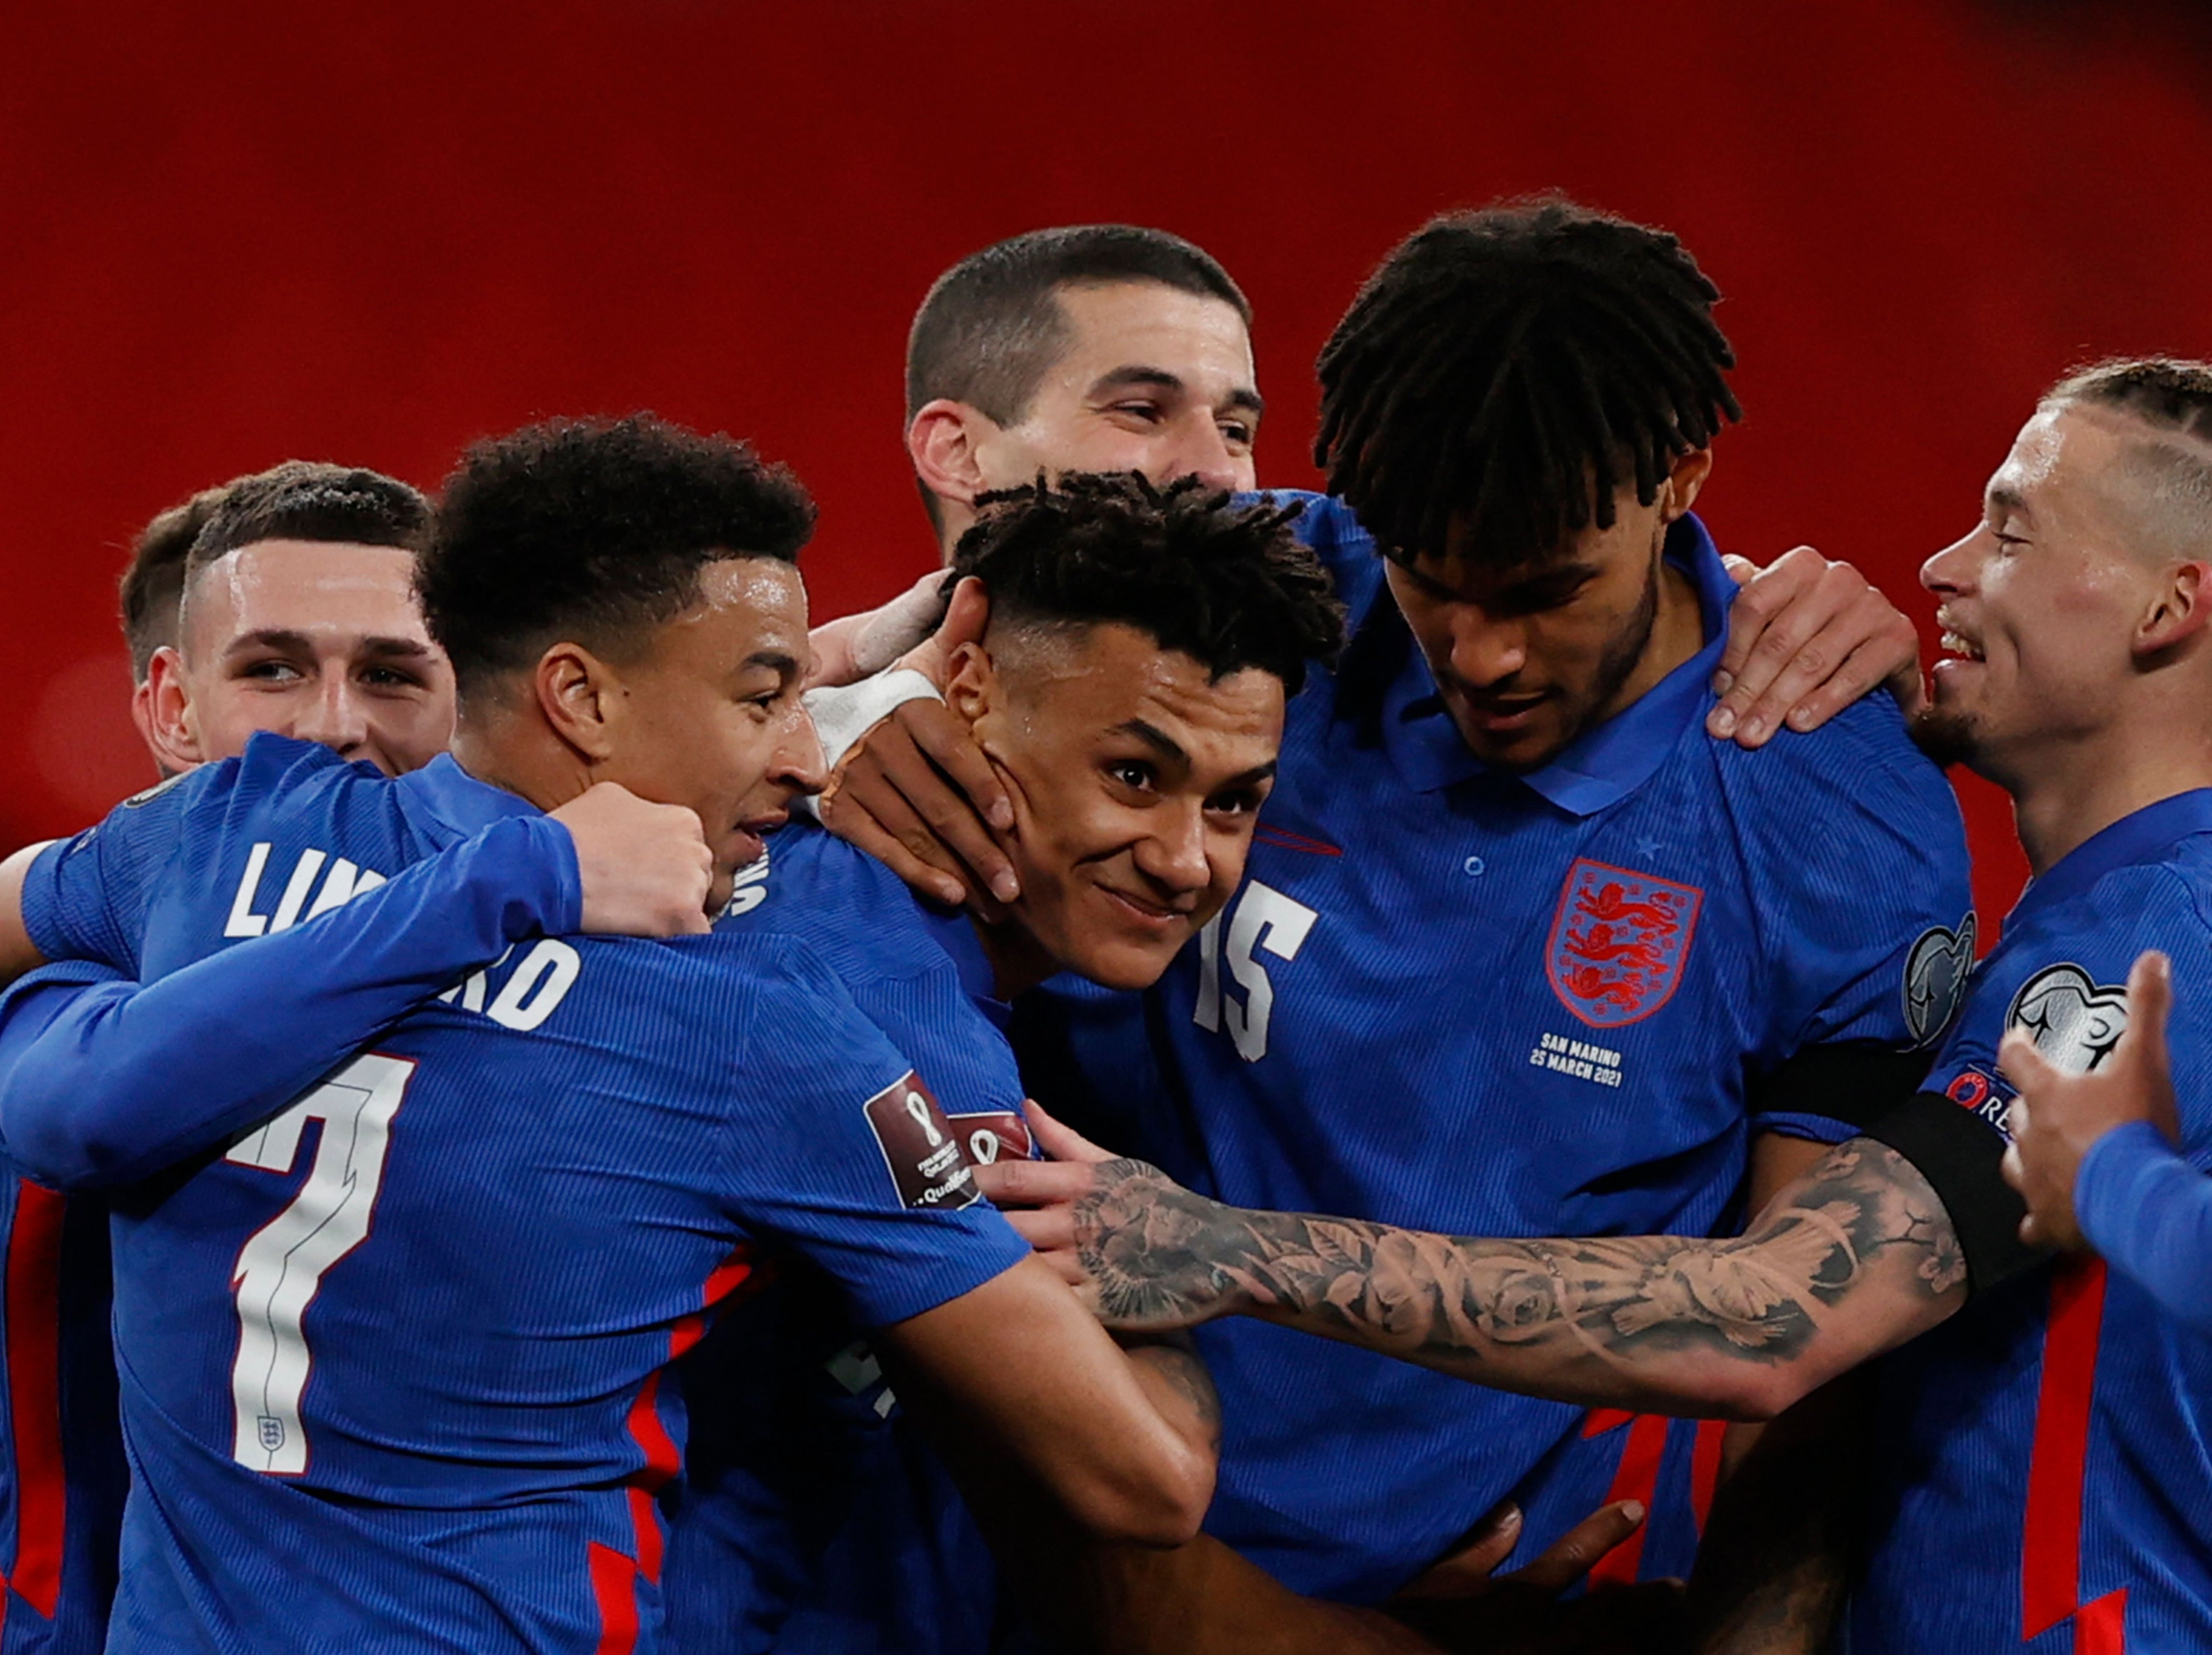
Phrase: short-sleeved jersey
[
  {"left": 1058, "top": 492, "right": 1973, "bottom": 1600},
  {"left": 665, "top": 824, "right": 1032, "bottom": 1655},
  {"left": 20, "top": 735, "right": 1028, "bottom": 1654},
  {"left": 0, "top": 1046, "right": 126, "bottom": 1655},
  {"left": 1852, "top": 789, "right": 2212, "bottom": 1654}
]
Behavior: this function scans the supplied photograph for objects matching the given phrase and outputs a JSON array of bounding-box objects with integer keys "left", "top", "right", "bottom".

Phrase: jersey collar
[
  {"left": 2008, "top": 787, "right": 2212, "bottom": 931},
  {"left": 396, "top": 753, "right": 545, "bottom": 850},
  {"left": 1379, "top": 512, "right": 1734, "bottom": 814}
]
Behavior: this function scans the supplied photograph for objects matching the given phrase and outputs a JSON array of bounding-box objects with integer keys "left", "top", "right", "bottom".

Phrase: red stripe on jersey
[
  {"left": 1582, "top": 1407, "right": 1637, "bottom": 1438},
  {"left": 625, "top": 1370, "right": 681, "bottom": 1489},
  {"left": 626, "top": 1487, "right": 663, "bottom": 1584},
  {"left": 2022, "top": 1258, "right": 2108, "bottom": 1639},
  {"left": 1252, "top": 825, "right": 1342, "bottom": 857},
  {"left": 2074, "top": 1587, "right": 2128, "bottom": 1655},
  {"left": 1586, "top": 1413, "right": 1670, "bottom": 1587},
  {"left": 587, "top": 1541, "right": 639, "bottom": 1655},
  {"left": 1689, "top": 1419, "right": 1728, "bottom": 1535},
  {"left": 5, "top": 1180, "right": 69, "bottom": 1618},
  {"left": 669, "top": 1246, "right": 761, "bottom": 1360}
]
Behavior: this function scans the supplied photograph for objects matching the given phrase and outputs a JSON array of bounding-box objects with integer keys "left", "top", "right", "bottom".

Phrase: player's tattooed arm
[{"left": 978, "top": 1113, "right": 1968, "bottom": 1422}]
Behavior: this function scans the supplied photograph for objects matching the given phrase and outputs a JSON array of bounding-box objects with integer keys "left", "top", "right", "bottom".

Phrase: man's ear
[
  {"left": 1659, "top": 448, "right": 1715, "bottom": 522},
  {"left": 143, "top": 647, "right": 204, "bottom": 773},
  {"left": 908, "top": 400, "right": 997, "bottom": 515},
  {"left": 534, "top": 642, "right": 623, "bottom": 764},
  {"left": 2137, "top": 560, "right": 2212, "bottom": 658},
  {"left": 943, "top": 640, "right": 1000, "bottom": 726}
]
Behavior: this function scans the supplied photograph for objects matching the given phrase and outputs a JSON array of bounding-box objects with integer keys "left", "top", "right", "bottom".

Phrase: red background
[{"left": 8, "top": 0, "right": 2212, "bottom": 925}]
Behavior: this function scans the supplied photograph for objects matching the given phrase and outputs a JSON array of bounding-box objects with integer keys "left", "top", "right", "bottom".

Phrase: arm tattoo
[{"left": 1071, "top": 1140, "right": 1967, "bottom": 1396}]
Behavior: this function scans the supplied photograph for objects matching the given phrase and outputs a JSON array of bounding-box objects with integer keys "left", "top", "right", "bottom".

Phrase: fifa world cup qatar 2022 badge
[
  {"left": 1545, "top": 859, "right": 1703, "bottom": 1029},
  {"left": 862, "top": 1072, "right": 984, "bottom": 1210}
]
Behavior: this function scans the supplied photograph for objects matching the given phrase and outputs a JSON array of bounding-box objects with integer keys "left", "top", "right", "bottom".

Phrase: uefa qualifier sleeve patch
[{"left": 861, "top": 1071, "right": 984, "bottom": 1211}]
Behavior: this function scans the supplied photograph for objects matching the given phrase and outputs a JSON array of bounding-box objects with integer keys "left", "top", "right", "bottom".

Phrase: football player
[
  {"left": 827, "top": 200, "right": 1972, "bottom": 1624},
  {"left": 990, "top": 355, "right": 2212, "bottom": 1654},
  {"left": 0, "top": 417, "right": 1218, "bottom": 1653}
]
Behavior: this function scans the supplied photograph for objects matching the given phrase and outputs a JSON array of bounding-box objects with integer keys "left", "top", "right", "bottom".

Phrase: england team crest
[{"left": 1545, "top": 859, "right": 1704, "bottom": 1028}]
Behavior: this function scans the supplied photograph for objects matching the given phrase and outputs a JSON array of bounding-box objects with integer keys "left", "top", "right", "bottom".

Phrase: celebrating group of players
[{"left": 0, "top": 196, "right": 2206, "bottom": 1655}]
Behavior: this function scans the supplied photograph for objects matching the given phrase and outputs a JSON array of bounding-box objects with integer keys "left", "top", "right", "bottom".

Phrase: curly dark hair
[
  {"left": 1315, "top": 196, "right": 1741, "bottom": 570},
  {"left": 187, "top": 461, "right": 433, "bottom": 576},
  {"left": 421, "top": 414, "right": 815, "bottom": 697},
  {"left": 945, "top": 473, "right": 1343, "bottom": 697}
]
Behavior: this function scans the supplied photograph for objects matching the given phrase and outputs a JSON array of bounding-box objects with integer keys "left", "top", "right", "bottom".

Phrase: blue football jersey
[
  {"left": 1058, "top": 492, "right": 1974, "bottom": 1600},
  {"left": 0, "top": 1078, "right": 125, "bottom": 1655},
  {"left": 1852, "top": 789, "right": 2212, "bottom": 1654},
  {"left": 665, "top": 823, "right": 1032, "bottom": 1655},
  {"left": 18, "top": 735, "right": 1030, "bottom": 1655}
]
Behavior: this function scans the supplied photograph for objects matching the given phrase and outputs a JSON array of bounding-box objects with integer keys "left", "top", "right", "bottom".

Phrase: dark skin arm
[
  {"left": 976, "top": 1106, "right": 1968, "bottom": 1424},
  {"left": 874, "top": 1252, "right": 1216, "bottom": 1547}
]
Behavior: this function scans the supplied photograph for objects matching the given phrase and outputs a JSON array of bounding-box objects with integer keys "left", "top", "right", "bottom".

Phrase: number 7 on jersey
[{"left": 226, "top": 1053, "right": 412, "bottom": 1475}]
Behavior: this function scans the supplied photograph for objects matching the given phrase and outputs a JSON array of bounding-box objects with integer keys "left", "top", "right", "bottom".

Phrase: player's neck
[
  {"left": 2009, "top": 716, "right": 2212, "bottom": 875},
  {"left": 1595, "top": 558, "right": 1704, "bottom": 724},
  {"left": 965, "top": 910, "right": 1057, "bottom": 1002},
  {"left": 446, "top": 720, "right": 588, "bottom": 816}
]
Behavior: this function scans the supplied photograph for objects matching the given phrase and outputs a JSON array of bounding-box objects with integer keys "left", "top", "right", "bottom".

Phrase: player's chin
[{"left": 1070, "top": 919, "right": 1196, "bottom": 992}]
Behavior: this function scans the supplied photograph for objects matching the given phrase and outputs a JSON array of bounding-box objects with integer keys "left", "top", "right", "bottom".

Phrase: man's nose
[
  {"left": 780, "top": 704, "right": 829, "bottom": 795},
  {"left": 1170, "top": 419, "right": 1244, "bottom": 494},
  {"left": 1134, "top": 803, "right": 1210, "bottom": 896},
  {"left": 291, "top": 673, "right": 369, "bottom": 756},
  {"left": 1921, "top": 527, "right": 1982, "bottom": 596},
  {"left": 1447, "top": 607, "right": 1528, "bottom": 688}
]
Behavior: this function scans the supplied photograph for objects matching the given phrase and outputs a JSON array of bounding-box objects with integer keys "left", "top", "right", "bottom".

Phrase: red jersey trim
[{"left": 4, "top": 1180, "right": 68, "bottom": 1618}]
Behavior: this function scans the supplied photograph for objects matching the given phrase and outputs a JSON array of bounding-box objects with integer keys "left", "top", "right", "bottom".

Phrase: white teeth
[{"left": 1939, "top": 631, "right": 1984, "bottom": 661}]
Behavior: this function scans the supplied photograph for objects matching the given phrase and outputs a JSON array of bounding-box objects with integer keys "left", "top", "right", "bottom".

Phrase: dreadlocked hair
[
  {"left": 1315, "top": 196, "right": 1742, "bottom": 569},
  {"left": 946, "top": 472, "right": 1345, "bottom": 697}
]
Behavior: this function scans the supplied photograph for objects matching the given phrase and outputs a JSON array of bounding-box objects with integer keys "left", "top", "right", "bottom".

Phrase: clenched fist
[{"left": 550, "top": 783, "right": 714, "bottom": 937}]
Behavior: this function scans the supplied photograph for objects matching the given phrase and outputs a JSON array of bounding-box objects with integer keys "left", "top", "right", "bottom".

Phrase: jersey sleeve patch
[
  {"left": 2007, "top": 963, "right": 2129, "bottom": 1074},
  {"left": 1902, "top": 913, "right": 1977, "bottom": 1046},
  {"left": 861, "top": 1072, "right": 983, "bottom": 1211}
]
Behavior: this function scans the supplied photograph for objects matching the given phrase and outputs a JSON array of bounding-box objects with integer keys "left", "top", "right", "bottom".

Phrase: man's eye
[
  {"left": 238, "top": 660, "right": 303, "bottom": 683},
  {"left": 1219, "top": 421, "right": 1254, "bottom": 449},
  {"left": 1107, "top": 760, "right": 1155, "bottom": 790},
  {"left": 1110, "top": 402, "right": 1163, "bottom": 424},
  {"left": 360, "top": 668, "right": 420, "bottom": 690},
  {"left": 1206, "top": 790, "right": 1263, "bottom": 817}
]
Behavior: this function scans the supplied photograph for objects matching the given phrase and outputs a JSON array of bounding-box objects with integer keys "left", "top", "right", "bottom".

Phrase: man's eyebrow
[
  {"left": 1112, "top": 718, "right": 1188, "bottom": 765},
  {"left": 356, "top": 636, "right": 437, "bottom": 661},
  {"left": 1987, "top": 483, "right": 2034, "bottom": 524},
  {"left": 741, "top": 650, "right": 801, "bottom": 681},
  {"left": 1397, "top": 558, "right": 1601, "bottom": 602},
  {"left": 220, "top": 630, "right": 433, "bottom": 661},
  {"left": 1219, "top": 759, "right": 1278, "bottom": 789}
]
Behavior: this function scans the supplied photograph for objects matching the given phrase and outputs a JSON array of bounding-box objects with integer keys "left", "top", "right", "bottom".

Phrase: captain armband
[{"left": 1859, "top": 1090, "right": 2044, "bottom": 1295}]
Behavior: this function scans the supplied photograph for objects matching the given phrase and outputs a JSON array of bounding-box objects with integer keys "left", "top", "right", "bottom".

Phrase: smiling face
[
  {"left": 162, "top": 538, "right": 456, "bottom": 775},
  {"left": 1916, "top": 404, "right": 2174, "bottom": 785},
  {"left": 1382, "top": 451, "right": 1711, "bottom": 772},
  {"left": 594, "top": 558, "right": 825, "bottom": 910},
  {"left": 969, "top": 281, "right": 1262, "bottom": 497},
  {"left": 950, "top": 620, "right": 1281, "bottom": 992}
]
